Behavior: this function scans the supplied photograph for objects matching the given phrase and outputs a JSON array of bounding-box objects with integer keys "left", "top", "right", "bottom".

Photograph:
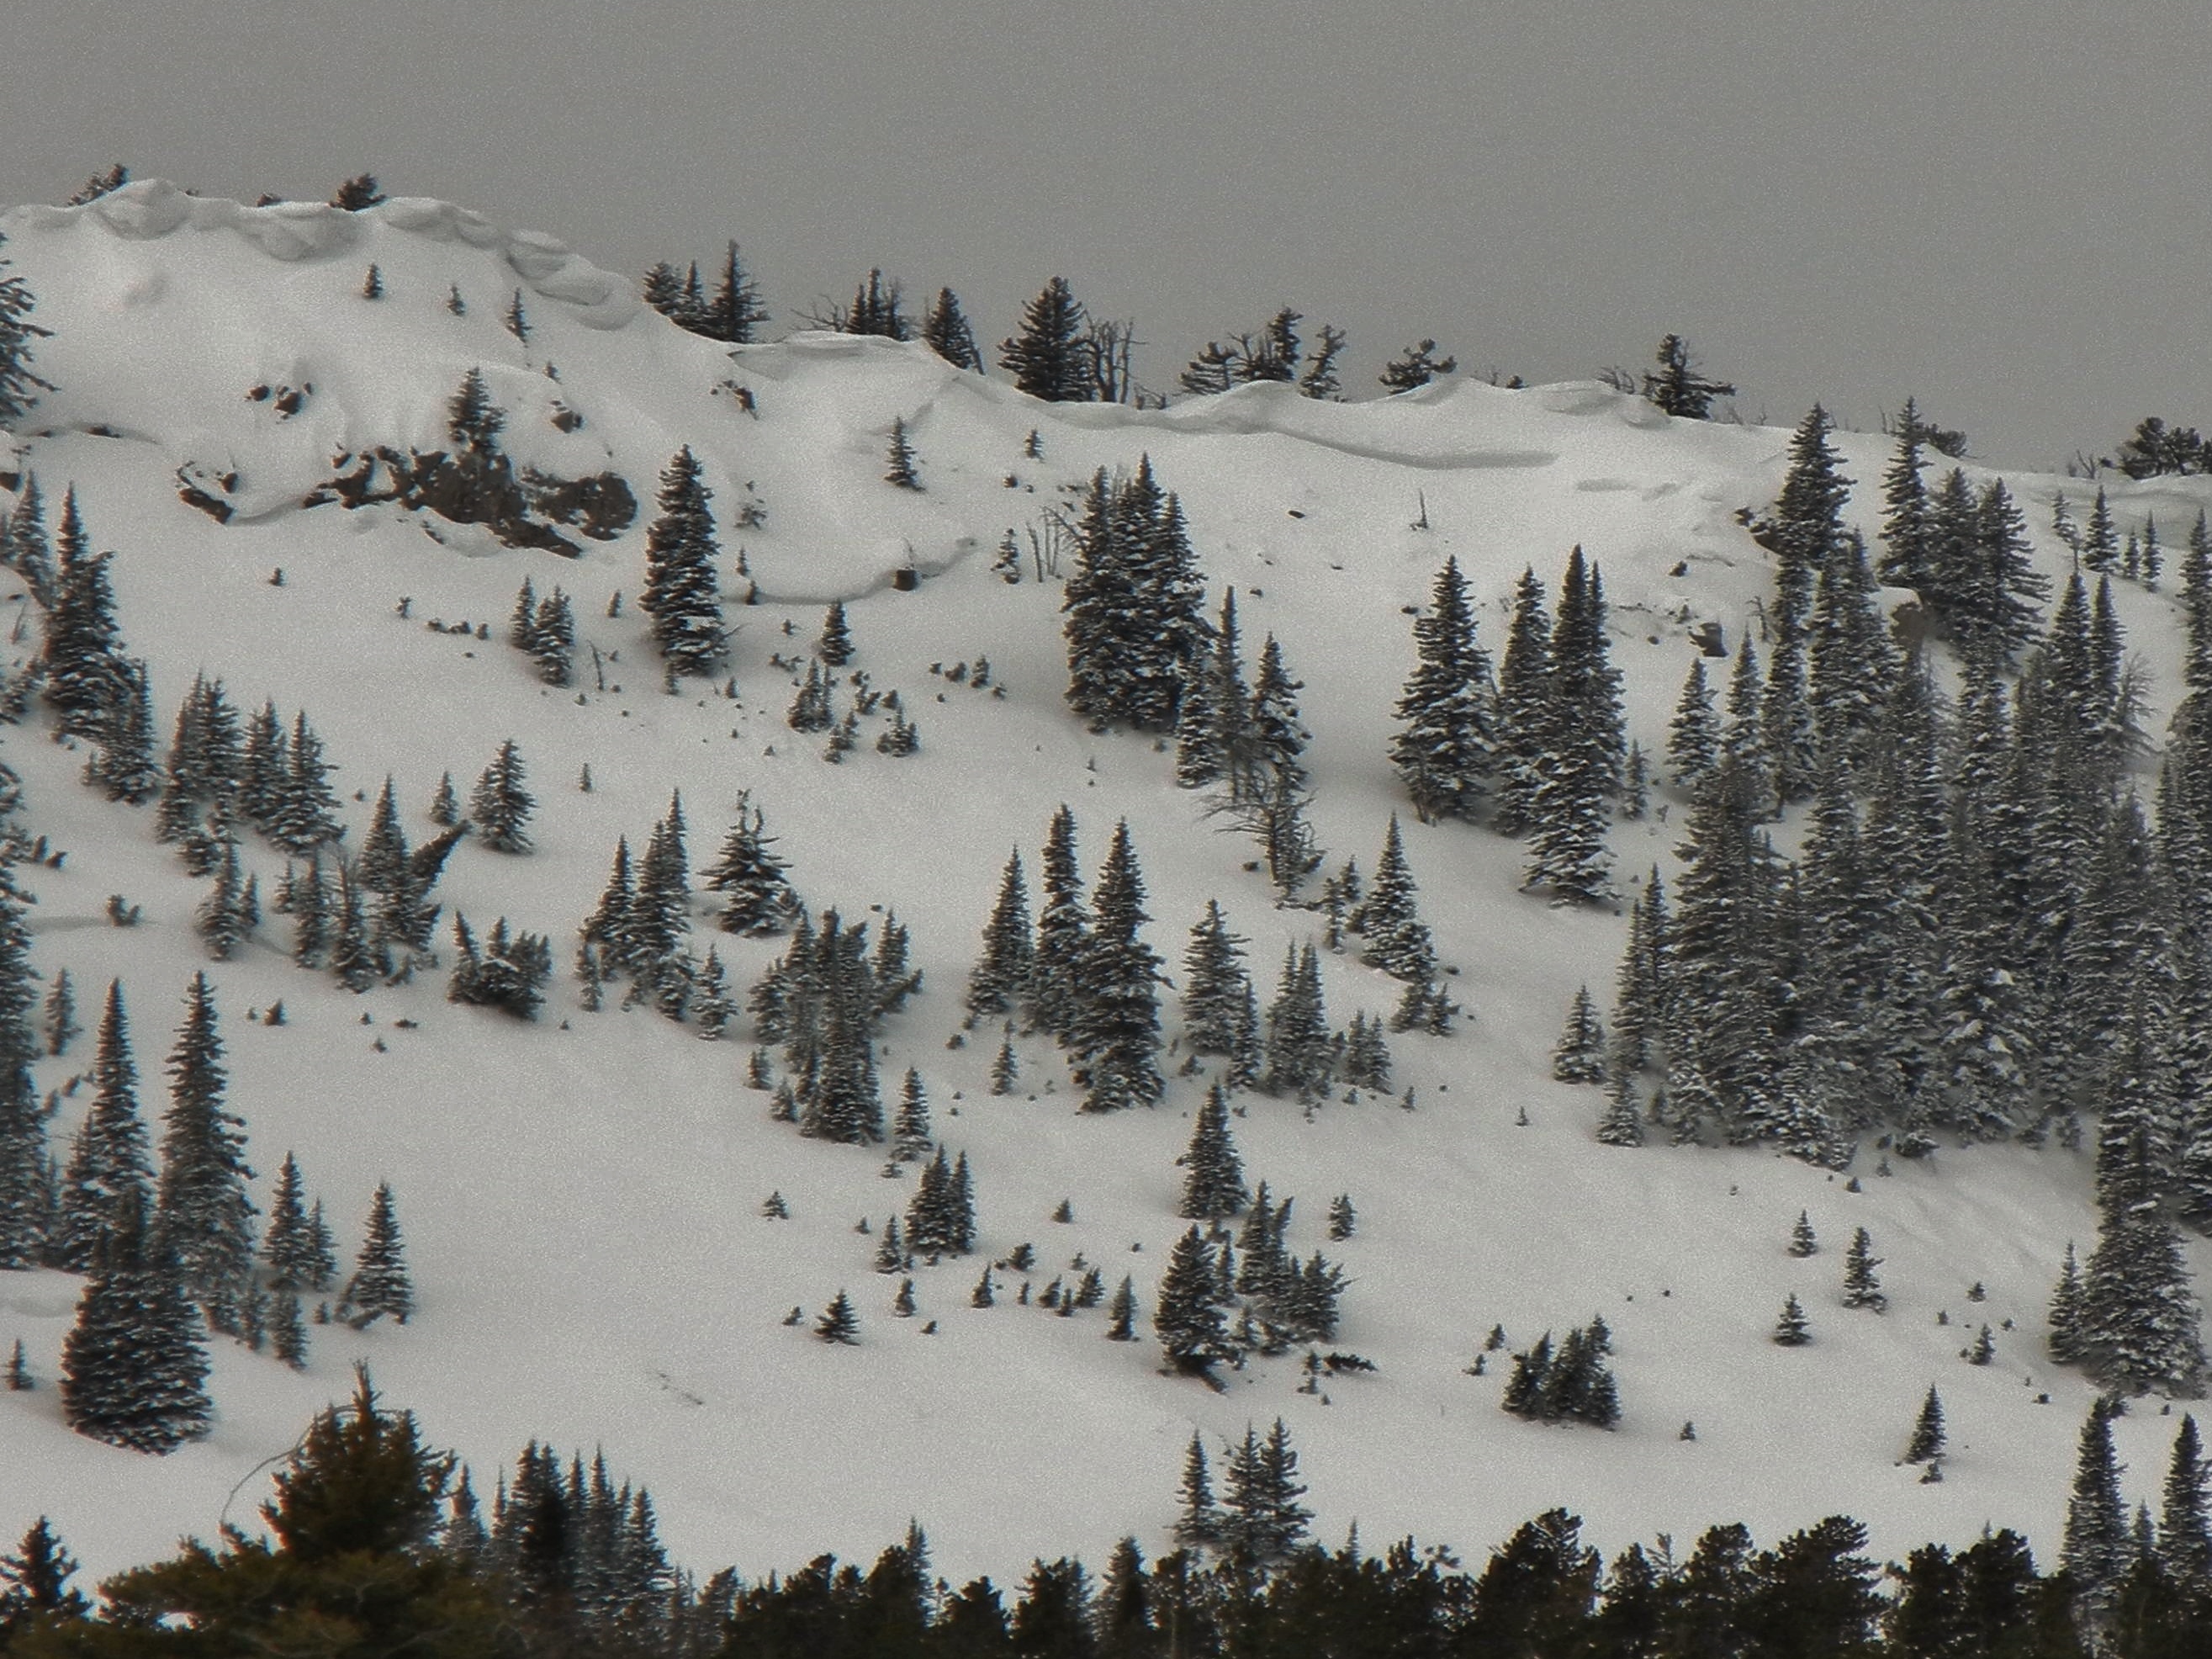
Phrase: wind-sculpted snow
[{"left": 2, "top": 182, "right": 638, "bottom": 327}]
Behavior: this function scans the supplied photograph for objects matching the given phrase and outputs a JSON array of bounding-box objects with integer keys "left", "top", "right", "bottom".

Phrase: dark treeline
[{"left": 8, "top": 1379, "right": 2212, "bottom": 1657}]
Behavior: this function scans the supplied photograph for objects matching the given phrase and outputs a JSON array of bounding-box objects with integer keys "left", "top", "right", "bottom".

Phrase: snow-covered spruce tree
[
  {"left": 151, "top": 974, "right": 256, "bottom": 1317},
  {"left": 1760, "top": 612, "right": 1815, "bottom": 811},
  {"left": 1178, "top": 901, "right": 1254, "bottom": 1065},
  {"left": 965, "top": 850, "right": 1034, "bottom": 1027},
  {"left": 0, "top": 883, "right": 45, "bottom": 1271},
  {"left": 1178, "top": 1084, "right": 1249, "bottom": 1221},
  {"left": 1236, "top": 633, "right": 1310, "bottom": 803},
  {"left": 356, "top": 777, "right": 409, "bottom": 894},
  {"left": 2162, "top": 1414, "right": 2212, "bottom": 1590},
  {"left": 817, "top": 601, "right": 855, "bottom": 668},
  {"left": 1067, "top": 821, "right": 1163, "bottom": 1113},
  {"left": 701, "top": 792, "right": 802, "bottom": 937},
  {"left": 1552, "top": 986, "right": 1608, "bottom": 1084},
  {"left": 641, "top": 446, "right": 724, "bottom": 677},
  {"left": 1807, "top": 531, "right": 1899, "bottom": 773},
  {"left": 1262, "top": 944, "right": 1331, "bottom": 1100},
  {"left": 885, "top": 418, "right": 923, "bottom": 490},
  {"left": 625, "top": 792, "right": 691, "bottom": 1001},
  {"left": 1218, "top": 1419, "right": 1312, "bottom": 1566},
  {"left": 1842, "top": 1227, "right": 1887, "bottom": 1312},
  {"left": 54, "top": 981, "right": 153, "bottom": 1273},
  {"left": 922, "top": 287, "right": 983, "bottom": 370},
  {"left": 262, "top": 1152, "right": 336, "bottom": 1292},
  {"left": 1876, "top": 398, "right": 1934, "bottom": 592},
  {"left": 892, "top": 1069, "right": 932, "bottom": 1164},
  {"left": 1905, "top": 1385, "right": 1946, "bottom": 1465},
  {"left": 3, "top": 473, "right": 53, "bottom": 602},
  {"left": 2080, "top": 1100, "right": 2207, "bottom": 1397},
  {"left": 267, "top": 712, "right": 344, "bottom": 856},
  {"left": 447, "top": 916, "right": 555, "bottom": 1020},
  {"left": 1172, "top": 1433, "right": 1220, "bottom": 1546},
  {"left": 1155, "top": 1224, "right": 1233, "bottom": 1376},
  {"left": 905, "top": 1147, "right": 975, "bottom": 1257},
  {"left": 1390, "top": 554, "right": 1498, "bottom": 824},
  {"left": 528, "top": 587, "right": 574, "bottom": 686},
  {"left": 1061, "top": 459, "right": 1209, "bottom": 733},
  {"left": 1773, "top": 1293, "right": 1811, "bottom": 1347},
  {"left": 0, "top": 228, "right": 54, "bottom": 428},
  {"left": 195, "top": 840, "right": 259, "bottom": 961},
  {"left": 1595, "top": 1071, "right": 1645, "bottom": 1147},
  {"left": 1770, "top": 403, "right": 1853, "bottom": 637},
  {"left": 999, "top": 276, "right": 1090, "bottom": 402},
  {"left": 469, "top": 739, "right": 534, "bottom": 853},
  {"left": 1490, "top": 566, "right": 1553, "bottom": 834},
  {"left": 59, "top": 1192, "right": 209, "bottom": 1455},
  {"left": 1026, "top": 806, "right": 1088, "bottom": 1041},
  {"left": 42, "top": 491, "right": 130, "bottom": 739},
  {"left": 1525, "top": 547, "right": 1623, "bottom": 903},
  {"left": 1667, "top": 658, "right": 1721, "bottom": 803},
  {"left": 2062, "top": 1396, "right": 2130, "bottom": 1612},
  {"left": 815, "top": 1291, "right": 859, "bottom": 1344},
  {"left": 42, "top": 968, "right": 77, "bottom": 1061},
  {"left": 85, "top": 657, "right": 160, "bottom": 805},
  {"left": 1355, "top": 816, "right": 1437, "bottom": 984},
  {"left": 1607, "top": 871, "right": 1668, "bottom": 1078},
  {"left": 340, "top": 1181, "right": 414, "bottom": 1328},
  {"left": 1176, "top": 588, "right": 1249, "bottom": 791}
]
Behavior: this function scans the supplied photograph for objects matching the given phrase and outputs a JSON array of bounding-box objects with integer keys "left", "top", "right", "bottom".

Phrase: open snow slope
[{"left": 3, "top": 182, "right": 2210, "bottom": 1587}]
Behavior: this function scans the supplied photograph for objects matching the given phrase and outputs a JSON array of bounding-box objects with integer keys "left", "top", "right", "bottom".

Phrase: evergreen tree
[
  {"left": 42, "top": 491, "right": 127, "bottom": 739},
  {"left": 1379, "top": 339, "right": 1455, "bottom": 391},
  {"left": 1390, "top": 554, "right": 1497, "bottom": 822},
  {"left": 1770, "top": 404, "right": 1853, "bottom": 635},
  {"left": 1642, "top": 334, "right": 1734, "bottom": 417},
  {"left": 1877, "top": 400, "right": 1934, "bottom": 592},
  {"left": 1176, "top": 588, "right": 1249, "bottom": 790},
  {"left": 2160, "top": 1413, "right": 2212, "bottom": 1590},
  {"left": 267, "top": 712, "right": 343, "bottom": 856},
  {"left": 999, "top": 276, "right": 1090, "bottom": 401},
  {"left": 1028, "top": 807, "right": 1089, "bottom": 1040},
  {"left": 640, "top": 447, "right": 725, "bottom": 676},
  {"left": 818, "top": 600, "right": 855, "bottom": 667},
  {"left": 3, "top": 473, "right": 52, "bottom": 602},
  {"left": 966, "top": 850, "right": 1035, "bottom": 1026},
  {"left": 469, "top": 739, "right": 534, "bottom": 852},
  {"left": 0, "top": 229, "right": 53, "bottom": 428},
  {"left": 0, "top": 864, "right": 46, "bottom": 1271},
  {"left": 340, "top": 1181, "right": 415, "bottom": 1328},
  {"left": 706, "top": 241, "right": 768, "bottom": 342},
  {"left": 429, "top": 771, "right": 459, "bottom": 827},
  {"left": 1155, "top": 1224, "right": 1232, "bottom": 1375},
  {"left": 922, "top": 287, "right": 985, "bottom": 370},
  {"left": 1791, "top": 1211, "right": 1819, "bottom": 1257},
  {"left": 1178, "top": 901, "right": 1254, "bottom": 1068},
  {"left": 892, "top": 1068, "right": 933, "bottom": 1164},
  {"left": 42, "top": 967, "right": 78, "bottom": 1058},
  {"left": 0, "top": 1516, "right": 89, "bottom": 1640},
  {"left": 1062, "top": 461, "right": 1209, "bottom": 733},
  {"left": 1355, "top": 816, "right": 1437, "bottom": 983},
  {"left": 1905, "top": 1385, "right": 1946, "bottom": 1464},
  {"left": 1491, "top": 567, "right": 1553, "bottom": 832},
  {"left": 1177, "top": 1084, "right": 1249, "bottom": 1220},
  {"left": 1551, "top": 987, "right": 1608, "bottom": 1084},
  {"left": 152, "top": 974, "right": 257, "bottom": 1316},
  {"left": 55, "top": 981, "right": 153, "bottom": 1272},
  {"left": 263, "top": 1152, "right": 336, "bottom": 1292},
  {"left": 58, "top": 1192, "right": 210, "bottom": 1455},
  {"left": 1262, "top": 944, "right": 1331, "bottom": 1100},
  {"left": 701, "top": 792, "right": 802, "bottom": 936},
  {"left": 1773, "top": 1292, "right": 1811, "bottom": 1347},
  {"left": 1068, "top": 821, "right": 1163, "bottom": 1114},
  {"left": 1667, "top": 658, "right": 1722, "bottom": 801},
  {"left": 885, "top": 418, "right": 923, "bottom": 490},
  {"left": 2082, "top": 486, "right": 2119, "bottom": 573},
  {"left": 2062, "top": 1396, "right": 2130, "bottom": 1608},
  {"left": 1842, "top": 1227, "right": 1887, "bottom": 1312},
  {"left": 1595, "top": 1071, "right": 1645, "bottom": 1147},
  {"left": 1219, "top": 1419, "right": 1311, "bottom": 1565}
]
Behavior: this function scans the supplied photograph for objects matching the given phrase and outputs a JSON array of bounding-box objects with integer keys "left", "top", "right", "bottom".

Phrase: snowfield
[{"left": 2, "top": 181, "right": 2209, "bottom": 1588}]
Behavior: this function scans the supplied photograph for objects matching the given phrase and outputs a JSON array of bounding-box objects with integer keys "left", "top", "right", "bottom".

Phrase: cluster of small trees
[
  {"left": 642, "top": 241, "right": 769, "bottom": 344},
  {"left": 1178, "top": 309, "right": 1347, "bottom": 400},
  {"left": 0, "top": 945, "right": 412, "bottom": 1453},
  {"left": 576, "top": 793, "right": 749, "bottom": 1031},
  {"left": 747, "top": 904, "right": 918, "bottom": 1142},
  {"left": 1389, "top": 546, "right": 1628, "bottom": 904},
  {"left": 1500, "top": 1317, "right": 1622, "bottom": 1428}
]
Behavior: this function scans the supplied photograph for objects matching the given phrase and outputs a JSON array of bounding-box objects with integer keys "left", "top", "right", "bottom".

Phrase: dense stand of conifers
[{"left": 7, "top": 1376, "right": 2212, "bottom": 1656}]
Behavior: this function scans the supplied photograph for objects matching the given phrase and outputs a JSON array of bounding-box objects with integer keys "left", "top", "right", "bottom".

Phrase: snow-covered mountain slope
[{"left": 3, "top": 181, "right": 2210, "bottom": 1587}]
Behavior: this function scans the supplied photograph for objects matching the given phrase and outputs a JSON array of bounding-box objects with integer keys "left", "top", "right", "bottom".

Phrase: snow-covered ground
[{"left": 3, "top": 182, "right": 2209, "bottom": 1587}]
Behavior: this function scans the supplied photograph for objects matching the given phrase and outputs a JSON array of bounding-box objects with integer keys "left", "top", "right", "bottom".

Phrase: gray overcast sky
[{"left": 4, "top": 0, "right": 2205, "bottom": 469}]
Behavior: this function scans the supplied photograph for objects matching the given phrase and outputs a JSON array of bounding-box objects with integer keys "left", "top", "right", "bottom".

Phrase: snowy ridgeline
[{"left": 0, "top": 187, "right": 2209, "bottom": 1597}]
